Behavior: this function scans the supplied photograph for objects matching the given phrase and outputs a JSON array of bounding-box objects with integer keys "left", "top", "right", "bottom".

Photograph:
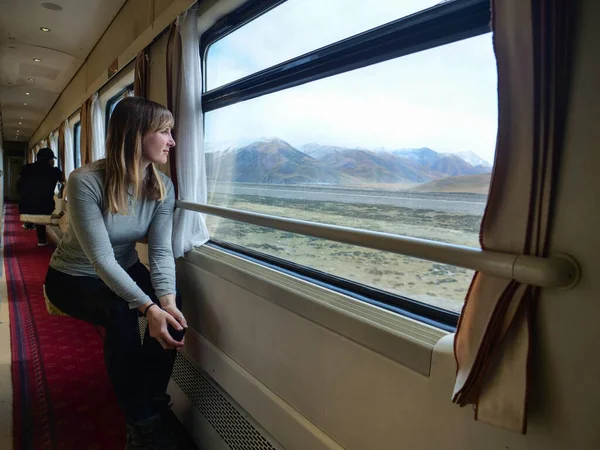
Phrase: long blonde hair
[{"left": 104, "top": 97, "right": 174, "bottom": 215}]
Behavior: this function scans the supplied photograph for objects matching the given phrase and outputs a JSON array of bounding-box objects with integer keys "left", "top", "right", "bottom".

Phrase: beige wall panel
[
  {"left": 31, "top": 67, "right": 87, "bottom": 144},
  {"left": 117, "top": 26, "right": 160, "bottom": 73},
  {"left": 86, "top": 0, "right": 153, "bottom": 92},
  {"left": 151, "top": 0, "right": 196, "bottom": 33},
  {"left": 177, "top": 262, "right": 530, "bottom": 450},
  {"left": 527, "top": 0, "right": 600, "bottom": 447},
  {"left": 154, "top": 0, "right": 175, "bottom": 19},
  {"left": 149, "top": 34, "right": 168, "bottom": 107},
  {"left": 179, "top": 250, "right": 599, "bottom": 450}
]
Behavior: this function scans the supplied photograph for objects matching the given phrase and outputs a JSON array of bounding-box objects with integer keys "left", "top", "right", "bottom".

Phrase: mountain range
[{"left": 205, "top": 138, "right": 491, "bottom": 185}]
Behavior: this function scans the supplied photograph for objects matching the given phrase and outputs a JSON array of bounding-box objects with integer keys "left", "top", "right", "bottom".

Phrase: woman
[{"left": 45, "top": 97, "right": 186, "bottom": 449}]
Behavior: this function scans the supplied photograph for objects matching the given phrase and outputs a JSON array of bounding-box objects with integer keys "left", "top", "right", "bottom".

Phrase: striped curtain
[
  {"left": 134, "top": 48, "right": 150, "bottom": 99},
  {"left": 58, "top": 126, "right": 66, "bottom": 171},
  {"left": 453, "top": 0, "right": 578, "bottom": 433}
]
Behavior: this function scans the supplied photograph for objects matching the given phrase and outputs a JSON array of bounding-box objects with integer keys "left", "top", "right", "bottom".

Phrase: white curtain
[
  {"left": 62, "top": 119, "right": 75, "bottom": 178},
  {"left": 171, "top": 6, "right": 210, "bottom": 258},
  {"left": 90, "top": 92, "right": 105, "bottom": 162},
  {"left": 33, "top": 143, "right": 42, "bottom": 162},
  {"left": 49, "top": 131, "right": 59, "bottom": 166}
]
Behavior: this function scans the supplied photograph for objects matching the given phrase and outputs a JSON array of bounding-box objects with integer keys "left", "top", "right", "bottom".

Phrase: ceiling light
[
  {"left": 25, "top": 92, "right": 30, "bottom": 96},
  {"left": 33, "top": 58, "right": 41, "bottom": 62},
  {"left": 23, "top": 103, "right": 27, "bottom": 106},
  {"left": 40, "top": 27, "right": 51, "bottom": 32},
  {"left": 19, "top": 122, "right": 22, "bottom": 125},
  {"left": 28, "top": 78, "right": 34, "bottom": 82}
]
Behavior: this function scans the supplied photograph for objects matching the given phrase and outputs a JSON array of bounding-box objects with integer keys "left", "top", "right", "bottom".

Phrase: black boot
[
  {"left": 153, "top": 394, "right": 173, "bottom": 419},
  {"left": 153, "top": 394, "right": 179, "bottom": 444},
  {"left": 125, "top": 414, "right": 178, "bottom": 450}
]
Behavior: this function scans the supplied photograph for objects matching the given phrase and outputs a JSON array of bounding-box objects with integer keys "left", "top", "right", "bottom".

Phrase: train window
[
  {"left": 206, "top": 0, "right": 444, "bottom": 91},
  {"left": 73, "top": 121, "right": 81, "bottom": 168},
  {"left": 203, "top": 0, "right": 494, "bottom": 324},
  {"left": 105, "top": 85, "right": 134, "bottom": 133}
]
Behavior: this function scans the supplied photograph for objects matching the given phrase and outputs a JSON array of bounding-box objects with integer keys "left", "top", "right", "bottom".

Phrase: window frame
[
  {"left": 201, "top": 0, "right": 491, "bottom": 111},
  {"left": 105, "top": 84, "right": 134, "bottom": 136},
  {"left": 201, "top": 0, "right": 493, "bottom": 329}
]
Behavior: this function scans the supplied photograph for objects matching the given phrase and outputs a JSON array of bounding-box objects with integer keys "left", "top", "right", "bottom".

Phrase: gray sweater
[{"left": 50, "top": 163, "right": 176, "bottom": 309}]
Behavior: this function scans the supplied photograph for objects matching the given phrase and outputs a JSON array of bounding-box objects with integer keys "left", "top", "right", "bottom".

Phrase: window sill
[{"left": 181, "top": 245, "right": 448, "bottom": 376}]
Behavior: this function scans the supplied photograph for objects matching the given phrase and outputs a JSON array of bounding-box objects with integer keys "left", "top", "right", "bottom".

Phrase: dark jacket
[{"left": 17, "top": 162, "right": 63, "bottom": 215}]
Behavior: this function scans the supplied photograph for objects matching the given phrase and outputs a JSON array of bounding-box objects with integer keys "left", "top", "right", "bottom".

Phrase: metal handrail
[{"left": 176, "top": 200, "right": 580, "bottom": 290}]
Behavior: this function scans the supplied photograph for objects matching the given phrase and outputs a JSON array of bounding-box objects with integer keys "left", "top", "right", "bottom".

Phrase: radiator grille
[
  {"left": 139, "top": 318, "right": 280, "bottom": 450},
  {"left": 171, "top": 354, "right": 279, "bottom": 450},
  {"left": 138, "top": 316, "right": 147, "bottom": 340}
]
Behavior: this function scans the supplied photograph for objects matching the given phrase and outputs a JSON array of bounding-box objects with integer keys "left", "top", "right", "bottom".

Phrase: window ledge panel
[{"left": 182, "top": 245, "right": 448, "bottom": 376}]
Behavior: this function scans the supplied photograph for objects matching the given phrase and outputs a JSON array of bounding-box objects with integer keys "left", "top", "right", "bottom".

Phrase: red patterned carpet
[{"left": 5, "top": 204, "right": 125, "bottom": 449}]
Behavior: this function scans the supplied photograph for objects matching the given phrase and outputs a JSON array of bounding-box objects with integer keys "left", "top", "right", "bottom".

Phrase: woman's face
[{"left": 142, "top": 126, "right": 175, "bottom": 166}]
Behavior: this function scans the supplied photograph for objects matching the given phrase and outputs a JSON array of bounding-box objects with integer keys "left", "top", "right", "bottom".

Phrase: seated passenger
[
  {"left": 44, "top": 97, "right": 186, "bottom": 449},
  {"left": 17, "top": 147, "right": 64, "bottom": 246}
]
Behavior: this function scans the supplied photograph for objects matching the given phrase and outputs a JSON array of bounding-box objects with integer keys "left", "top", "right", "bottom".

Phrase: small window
[
  {"left": 105, "top": 85, "right": 134, "bottom": 133},
  {"left": 203, "top": 0, "right": 495, "bottom": 323},
  {"left": 73, "top": 121, "right": 81, "bottom": 168}
]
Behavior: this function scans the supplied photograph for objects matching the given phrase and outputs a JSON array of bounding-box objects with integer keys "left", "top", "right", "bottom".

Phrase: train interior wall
[{"left": 7, "top": 0, "right": 600, "bottom": 448}]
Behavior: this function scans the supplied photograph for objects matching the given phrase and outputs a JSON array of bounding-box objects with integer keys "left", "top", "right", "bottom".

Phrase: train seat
[{"left": 42, "top": 285, "right": 70, "bottom": 317}]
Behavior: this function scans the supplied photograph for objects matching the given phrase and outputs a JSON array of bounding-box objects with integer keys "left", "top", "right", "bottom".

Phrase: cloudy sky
[{"left": 204, "top": 0, "right": 498, "bottom": 164}]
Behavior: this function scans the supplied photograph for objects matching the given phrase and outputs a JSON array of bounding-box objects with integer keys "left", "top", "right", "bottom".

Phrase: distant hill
[
  {"left": 206, "top": 139, "right": 352, "bottom": 184},
  {"left": 410, "top": 173, "right": 492, "bottom": 194},
  {"left": 392, "top": 148, "right": 488, "bottom": 176},
  {"left": 452, "top": 150, "right": 491, "bottom": 168},
  {"left": 391, "top": 148, "right": 441, "bottom": 168},
  {"left": 206, "top": 139, "right": 492, "bottom": 185},
  {"left": 302, "top": 144, "right": 436, "bottom": 183}
]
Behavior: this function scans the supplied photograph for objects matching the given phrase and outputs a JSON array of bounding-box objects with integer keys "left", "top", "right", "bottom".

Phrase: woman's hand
[
  {"left": 142, "top": 303, "right": 185, "bottom": 350},
  {"left": 159, "top": 294, "right": 188, "bottom": 329}
]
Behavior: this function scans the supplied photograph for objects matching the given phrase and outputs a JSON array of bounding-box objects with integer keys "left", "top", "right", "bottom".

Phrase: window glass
[
  {"left": 206, "top": 0, "right": 445, "bottom": 91},
  {"left": 107, "top": 89, "right": 132, "bottom": 119},
  {"left": 205, "top": 33, "right": 496, "bottom": 313},
  {"left": 105, "top": 87, "right": 134, "bottom": 135}
]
